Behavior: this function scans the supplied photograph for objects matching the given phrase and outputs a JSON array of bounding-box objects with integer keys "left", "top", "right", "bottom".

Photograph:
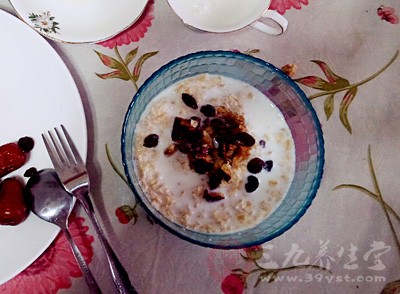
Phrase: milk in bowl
[{"left": 133, "top": 74, "right": 295, "bottom": 234}]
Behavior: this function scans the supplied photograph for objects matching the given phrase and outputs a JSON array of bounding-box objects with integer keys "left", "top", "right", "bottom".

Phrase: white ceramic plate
[
  {"left": 8, "top": 0, "right": 148, "bottom": 43},
  {"left": 0, "top": 9, "right": 87, "bottom": 284}
]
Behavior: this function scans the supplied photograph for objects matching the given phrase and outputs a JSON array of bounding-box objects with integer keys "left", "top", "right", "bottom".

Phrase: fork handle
[
  {"left": 62, "top": 228, "right": 102, "bottom": 294},
  {"left": 76, "top": 190, "right": 138, "bottom": 294}
]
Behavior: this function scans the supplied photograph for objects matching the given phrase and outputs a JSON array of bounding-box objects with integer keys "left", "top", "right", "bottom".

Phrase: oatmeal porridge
[{"left": 133, "top": 73, "right": 295, "bottom": 233}]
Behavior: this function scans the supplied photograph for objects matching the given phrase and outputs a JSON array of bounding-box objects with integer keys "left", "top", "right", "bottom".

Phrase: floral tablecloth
[{"left": 0, "top": 0, "right": 399, "bottom": 293}]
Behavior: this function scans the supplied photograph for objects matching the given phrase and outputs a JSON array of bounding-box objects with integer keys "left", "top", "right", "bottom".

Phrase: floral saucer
[{"left": 9, "top": 0, "right": 149, "bottom": 43}]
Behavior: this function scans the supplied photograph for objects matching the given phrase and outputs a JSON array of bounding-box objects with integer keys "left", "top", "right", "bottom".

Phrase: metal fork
[{"left": 42, "top": 125, "right": 137, "bottom": 294}]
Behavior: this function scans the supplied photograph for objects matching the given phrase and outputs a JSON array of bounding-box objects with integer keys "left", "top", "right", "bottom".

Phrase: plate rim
[
  {"left": 0, "top": 9, "right": 87, "bottom": 284},
  {"left": 7, "top": 0, "right": 149, "bottom": 44}
]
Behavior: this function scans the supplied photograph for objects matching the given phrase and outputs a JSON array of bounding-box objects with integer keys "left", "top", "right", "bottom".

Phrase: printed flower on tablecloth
[
  {"left": 94, "top": 0, "right": 158, "bottom": 90},
  {"left": 115, "top": 204, "right": 138, "bottom": 224},
  {"left": 0, "top": 213, "right": 94, "bottom": 294},
  {"left": 292, "top": 50, "right": 399, "bottom": 133},
  {"left": 94, "top": 47, "right": 158, "bottom": 90},
  {"left": 270, "top": 0, "right": 309, "bottom": 15},
  {"left": 221, "top": 274, "right": 246, "bottom": 294},
  {"left": 97, "top": 0, "right": 155, "bottom": 49},
  {"left": 221, "top": 245, "right": 328, "bottom": 293},
  {"left": 377, "top": 5, "right": 399, "bottom": 24},
  {"left": 243, "top": 245, "right": 263, "bottom": 261}
]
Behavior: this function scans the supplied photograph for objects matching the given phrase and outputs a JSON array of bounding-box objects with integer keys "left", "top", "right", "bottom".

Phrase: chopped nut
[
  {"left": 202, "top": 130, "right": 213, "bottom": 147},
  {"left": 190, "top": 116, "right": 201, "bottom": 128},
  {"left": 220, "top": 163, "right": 232, "bottom": 181},
  {"left": 203, "top": 189, "right": 225, "bottom": 202},
  {"left": 216, "top": 106, "right": 245, "bottom": 126},
  {"left": 224, "top": 144, "right": 238, "bottom": 159},
  {"left": 164, "top": 144, "right": 177, "bottom": 156}
]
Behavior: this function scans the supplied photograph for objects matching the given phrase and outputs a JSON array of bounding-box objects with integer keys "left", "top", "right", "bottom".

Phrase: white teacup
[{"left": 167, "top": 0, "right": 288, "bottom": 35}]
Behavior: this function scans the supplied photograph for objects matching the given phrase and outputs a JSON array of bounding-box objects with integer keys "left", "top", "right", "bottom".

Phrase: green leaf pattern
[
  {"left": 95, "top": 46, "right": 158, "bottom": 90},
  {"left": 339, "top": 87, "right": 358, "bottom": 133},
  {"left": 323, "top": 94, "right": 335, "bottom": 120},
  {"left": 294, "top": 50, "right": 398, "bottom": 133}
]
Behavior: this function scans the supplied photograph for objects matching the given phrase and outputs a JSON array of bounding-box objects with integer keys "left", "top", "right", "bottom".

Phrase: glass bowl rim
[{"left": 121, "top": 50, "right": 325, "bottom": 249}]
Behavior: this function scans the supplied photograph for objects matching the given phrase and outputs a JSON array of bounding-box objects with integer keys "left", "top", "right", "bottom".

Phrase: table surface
[{"left": 0, "top": 0, "right": 399, "bottom": 293}]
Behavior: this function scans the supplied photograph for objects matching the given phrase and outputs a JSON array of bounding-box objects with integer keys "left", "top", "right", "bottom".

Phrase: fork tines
[{"left": 42, "top": 125, "right": 84, "bottom": 169}]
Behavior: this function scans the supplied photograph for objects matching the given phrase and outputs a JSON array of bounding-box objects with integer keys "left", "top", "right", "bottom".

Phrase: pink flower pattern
[
  {"left": 97, "top": 0, "right": 155, "bottom": 48},
  {"left": 377, "top": 5, "right": 399, "bottom": 24},
  {"left": 0, "top": 213, "right": 94, "bottom": 294},
  {"left": 221, "top": 274, "right": 246, "bottom": 294},
  {"left": 270, "top": 0, "right": 310, "bottom": 15}
]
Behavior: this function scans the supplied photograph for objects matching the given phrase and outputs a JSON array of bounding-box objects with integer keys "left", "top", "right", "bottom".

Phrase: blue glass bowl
[{"left": 122, "top": 51, "right": 324, "bottom": 249}]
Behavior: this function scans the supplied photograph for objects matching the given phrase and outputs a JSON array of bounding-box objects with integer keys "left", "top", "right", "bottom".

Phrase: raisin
[
  {"left": 191, "top": 159, "right": 213, "bottom": 174},
  {"left": 208, "top": 171, "right": 223, "bottom": 190},
  {"left": 210, "top": 118, "right": 226, "bottom": 130},
  {"left": 259, "top": 140, "right": 266, "bottom": 148},
  {"left": 264, "top": 160, "right": 274, "bottom": 172},
  {"left": 235, "top": 132, "right": 255, "bottom": 147},
  {"left": 143, "top": 134, "right": 159, "bottom": 148},
  {"left": 18, "top": 136, "right": 34, "bottom": 153},
  {"left": 247, "top": 157, "right": 264, "bottom": 174},
  {"left": 24, "top": 167, "right": 38, "bottom": 178},
  {"left": 175, "top": 142, "right": 191, "bottom": 154},
  {"left": 245, "top": 175, "right": 259, "bottom": 193},
  {"left": 200, "top": 104, "right": 216, "bottom": 117},
  {"left": 182, "top": 93, "right": 198, "bottom": 109},
  {"left": 187, "top": 130, "right": 203, "bottom": 143}
]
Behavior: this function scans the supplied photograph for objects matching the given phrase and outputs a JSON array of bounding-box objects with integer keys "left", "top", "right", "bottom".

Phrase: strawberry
[
  {"left": 0, "top": 137, "right": 34, "bottom": 178},
  {"left": 0, "top": 177, "right": 28, "bottom": 226}
]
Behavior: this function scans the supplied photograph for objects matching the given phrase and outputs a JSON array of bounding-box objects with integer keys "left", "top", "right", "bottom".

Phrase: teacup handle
[{"left": 251, "top": 10, "right": 288, "bottom": 35}]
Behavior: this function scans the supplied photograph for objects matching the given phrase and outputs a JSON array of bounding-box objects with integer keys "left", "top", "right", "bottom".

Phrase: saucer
[{"left": 9, "top": 0, "right": 149, "bottom": 43}]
